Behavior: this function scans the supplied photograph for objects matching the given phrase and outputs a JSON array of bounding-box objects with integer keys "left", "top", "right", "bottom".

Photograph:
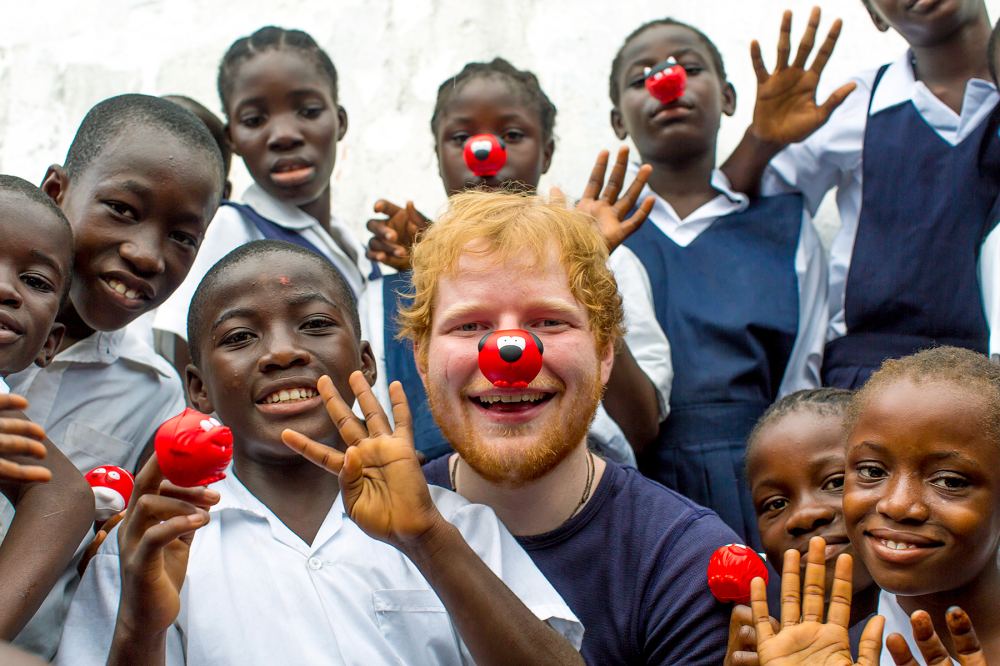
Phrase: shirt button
[{"left": 307, "top": 557, "right": 323, "bottom": 571}]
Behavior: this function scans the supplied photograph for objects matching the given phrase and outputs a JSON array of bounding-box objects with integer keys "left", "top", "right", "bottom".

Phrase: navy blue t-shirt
[{"left": 424, "top": 457, "right": 738, "bottom": 664}]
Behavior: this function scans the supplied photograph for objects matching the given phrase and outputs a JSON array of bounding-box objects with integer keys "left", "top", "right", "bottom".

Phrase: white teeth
[
  {"left": 263, "top": 387, "right": 317, "bottom": 404},
  {"left": 479, "top": 393, "right": 544, "bottom": 405},
  {"left": 107, "top": 278, "right": 142, "bottom": 300},
  {"left": 880, "top": 539, "right": 917, "bottom": 551}
]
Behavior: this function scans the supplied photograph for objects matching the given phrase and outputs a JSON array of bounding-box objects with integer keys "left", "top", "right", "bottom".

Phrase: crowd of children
[{"left": 1, "top": 1, "right": 999, "bottom": 663}]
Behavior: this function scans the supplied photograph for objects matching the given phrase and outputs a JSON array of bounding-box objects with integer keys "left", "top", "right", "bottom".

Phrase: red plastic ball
[
  {"left": 477, "top": 329, "right": 544, "bottom": 389},
  {"left": 463, "top": 134, "right": 507, "bottom": 177},
  {"left": 85, "top": 465, "right": 135, "bottom": 521},
  {"left": 154, "top": 408, "right": 234, "bottom": 487},
  {"left": 645, "top": 59, "right": 687, "bottom": 104},
  {"left": 707, "top": 543, "right": 769, "bottom": 604}
]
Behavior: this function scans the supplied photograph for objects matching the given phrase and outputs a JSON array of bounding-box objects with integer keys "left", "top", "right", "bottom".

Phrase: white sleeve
[
  {"left": 153, "top": 206, "right": 255, "bottom": 341},
  {"left": 358, "top": 283, "right": 391, "bottom": 423},
  {"left": 587, "top": 406, "right": 637, "bottom": 466},
  {"left": 433, "top": 487, "right": 583, "bottom": 652},
  {"left": 778, "top": 210, "right": 828, "bottom": 397},
  {"left": 761, "top": 75, "right": 871, "bottom": 215},
  {"left": 607, "top": 246, "right": 672, "bottom": 418},
  {"left": 979, "top": 221, "right": 1000, "bottom": 359}
]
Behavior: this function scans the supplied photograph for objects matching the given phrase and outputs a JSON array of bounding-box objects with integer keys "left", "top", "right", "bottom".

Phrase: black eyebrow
[
  {"left": 118, "top": 179, "right": 153, "bottom": 197},
  {"left": 285, "top": 292, "right": 340, "bottom": 309},
  {"left": 211, "top": 307, "right": 255, "bottom": 332},
  {"left": 29, "top": 249, "right": 66, "bottom": 278}
]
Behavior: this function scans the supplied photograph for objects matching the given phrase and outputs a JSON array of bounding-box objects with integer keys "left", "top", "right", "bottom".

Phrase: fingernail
[{"left": 204, "top": 490, "right": 220, "bottom": 501}]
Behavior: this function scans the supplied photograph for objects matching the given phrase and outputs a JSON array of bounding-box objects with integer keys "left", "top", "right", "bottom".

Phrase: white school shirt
[
  {"left": 359, "top": 244, "right": 673, "bottom": 467},
  {"left": 4, "top": 327, "right": 185, "bottom": 473},
  {"left": 153, "top": 184, "right": 372, "bottom": 342},
  {"left": 57, "top": 472, "right": 583, "bottom": 665},
  {"left": 632, "top": 167, "right": 828, "bottom": 396},
  {"left": 762, "top": 50, "right": 1000, "bottom": 354},
  {"left": 0, "top": 376, "right": 7, "bottom": 394}
]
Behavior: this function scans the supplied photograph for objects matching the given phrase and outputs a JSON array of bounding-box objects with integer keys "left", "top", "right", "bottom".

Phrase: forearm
[
  {"left": 719, "top": 128, "right": 785, "bottom": 198},
  {"left": 108, "top": 621, "right": 167, "bottom": 666},
  {"left": 405, "top": 519, "right": 583, "bottom": 666},
  {"left": 0, "top": 416, "right": 94, "bottom": 639},
  {"left": 602, "top": 344, "right": 660, "bottom": 453}
]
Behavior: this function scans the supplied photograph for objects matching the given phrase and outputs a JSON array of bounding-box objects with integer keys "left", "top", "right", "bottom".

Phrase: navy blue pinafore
[
  {"left": 624, "top": 195, "right": 803, "bottom": 547},
  {"left": 822, "top": 65, "right": 1000, "bottom": 388},
  {"left": 378, "top": 272, "right": 452, "bottom": 460}
]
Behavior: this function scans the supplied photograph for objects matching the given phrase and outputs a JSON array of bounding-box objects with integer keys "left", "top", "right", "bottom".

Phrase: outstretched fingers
[
  {"left": 614, "top": 163, "right": 652, "bottom": 217},
  {"left": 387, "top": 381, "right": 414, "bottom": 442},
  {"left": 316, "top": 374, "right": 369, "bottom": 447},
  {"left": 775, "top": 10, "right": 793, "bottom": 72},
  {"left": 856, "top": 615, "right": 886, "bottom": 666},
  {"left": 801, "top": 536, "right": 830, "bottom": 623},
  {"left": 945, "top": 607, "right": 986, "bottom": 664},
  {"left": 280, "top": 428, "right": 346, "bottom": 474},
  {"left": 749, "top": 576, "right": 776, "bottom": 643},
  {"left": 347, "top": 371, "right": 392, "bottom": 438},
  {"left": 779, "top": 546, "right": 802, "bottom": 627},
  {"left": 791, "top": 6, "right": 821, "bottom": 70},
  {"left": 600, "top": 146, "right": 629, "bottom": 204},
  {"left": 809, "top": 18, "right": 844, "bottom": 75},
  {"left": 825, "top": 553, "right": 854, "bottom": 629},
  {"left": 582, "top": 150, "right": 609, "bottom": 201}
]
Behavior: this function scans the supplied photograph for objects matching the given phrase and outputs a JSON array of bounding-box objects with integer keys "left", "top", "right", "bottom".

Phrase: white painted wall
[{"left": 1, "top": 1, "right": 996, "bottom": 245}]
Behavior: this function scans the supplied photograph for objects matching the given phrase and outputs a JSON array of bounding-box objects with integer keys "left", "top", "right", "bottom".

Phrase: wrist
[
  {"left": 397, "top": 512, "right": 459, "bottom": 567},
  {"left": 744, "top": 125, "right": 786, "bottom": 159}
]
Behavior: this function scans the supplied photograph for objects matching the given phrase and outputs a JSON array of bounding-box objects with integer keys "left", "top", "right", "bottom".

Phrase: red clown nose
[
  {"left": 478, "top": 329, "right": 544, "bottom": 388},
  {"left": 463, "top": 134, "right": 507, "bottom": 177},
  {"left": 154, "top": 408, "right": 234, "bottom": 488},
  {"left": 85, "top": 465, "right": 135, "bottom": 522},
  {"left": 645, "top": 58, "right": 687, "bottom": 104},
  {"left": 707, "top": 543, "right": 769, "bottom": 604}
]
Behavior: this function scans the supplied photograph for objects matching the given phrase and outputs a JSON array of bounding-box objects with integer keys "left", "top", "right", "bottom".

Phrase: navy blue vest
[
  {"left": 379, "top": 272, "right": 452, "bottom": 460},
  {"left": 823, "top": 66, "right": 1000, "bottom": 388},
  {"left": 624, "top": 193, "right": 803, "bottom": 547}
]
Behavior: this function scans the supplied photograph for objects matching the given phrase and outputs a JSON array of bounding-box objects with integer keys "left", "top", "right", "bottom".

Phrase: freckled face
[
  {"left": 0, "top": 196, "right": 72, "bottom": 374},
  {"left": 434, "top": 76, "right": 553, "bottom": 196},
  {"left": 419, "top": 244, "right": 613, "bottom": 485},
  {"left": 748, "top": 410, "right": 874, "bottom": 593},
  {"left": 187, "top": 254, "right": 373, "bottom": 465},
  {"left": 843, "top": 379, "right": 1000, "bottom": 596}
]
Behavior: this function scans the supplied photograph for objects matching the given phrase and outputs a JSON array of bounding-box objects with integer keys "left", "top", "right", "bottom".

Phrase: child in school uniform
[
  {"left": 4, "top": 94, "right": 225, "bottom": 658},
  {"left": 363, "top": 58, "right": 670, "bottom": 464},
  {"left": 609, "top": 18, "right": 828, "bottom": 547},
  {"left": 727, "top": 1, "right": 999, "bottom": 389},
  {"left": 0, "top": 176, "right": 94, "bottom": 645},
  {"left": 58, "top": 241, "right": 582, "bottom": 665},
  {"left": 726, "top": 388, "right": 879, "bottom": 663},
  {"left": 153, "top": 26, "right": 376, "bottom": 371}
]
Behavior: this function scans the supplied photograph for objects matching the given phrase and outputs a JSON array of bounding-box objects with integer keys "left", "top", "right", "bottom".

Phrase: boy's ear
[
  {"left": 186, "top": 365, "right": 214, "bottom": 414},
  {"left": 541, "top": 138, "right": 555, "bottom": 175},
  {"left": 336, "top": 105, "right": 349, "bottom": 142},
  {"left": 224, "top": 124, "right": 240, "bottom": 157},
  {"left": 722, "top": 82, "right": 737, "bottom": 117},
  {"left": 862, "top": 1, "right": 890, "bottom": 32},
  {"left": 33, "top": 323, "right": 66, "bottom": 368},
  {"left": 359, "top": 340, "right": 377, "bottom": 387},
  {"left": 40, "top": 165, "right": 70, "bottom": 206},
  {"left": 610, "top": 108, "right": 629, "bottom": 141}
]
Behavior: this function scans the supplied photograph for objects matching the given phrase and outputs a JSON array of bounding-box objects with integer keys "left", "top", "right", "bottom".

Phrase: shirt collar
[
  {"left": 53, "top": 329, "right": 127, "bottom": 365},
  {"left": 242, "top": 183, "right": 322, "bottom": 231},
  {"left": 632, "top": 164, "right": 748, "bottom": 223},
  {"left": 870, "top": 49, "right": 997, "bottom": 116}
]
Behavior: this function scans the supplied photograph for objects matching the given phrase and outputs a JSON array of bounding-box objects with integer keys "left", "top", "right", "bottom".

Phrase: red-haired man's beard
[{"left": 426, "top": 369, "right": 604, "bottom": 488}]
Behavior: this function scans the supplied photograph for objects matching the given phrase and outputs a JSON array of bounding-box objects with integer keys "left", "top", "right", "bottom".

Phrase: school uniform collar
[
  {"left": 48, "top": 327, "right": 177, "bottom": 380},
  {"left": 242, "top": 183, "right": 326, "bottom": 231},
  {"left": 212, "top": 464, "right": 346, "bottom": 554},
  {"left": 870, "top": 50, "right": 997, "bottom": 139},
  {"left": 629, "top": 163, "right": 748, "bottom": 234}
]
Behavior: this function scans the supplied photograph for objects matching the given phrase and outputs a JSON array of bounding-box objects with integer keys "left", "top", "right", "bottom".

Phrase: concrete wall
[{"left": 1, "top": 1, "right": 996, "bottom": 245}]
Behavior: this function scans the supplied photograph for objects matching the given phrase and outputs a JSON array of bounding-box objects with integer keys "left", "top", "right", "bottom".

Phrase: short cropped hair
[
  {"left": 397, "top": 190, "right": 624, "bottom": 365},
  {"left": 63, "top": 94, "right": 226, "bottom": 188},
  {"left": 187, "top": 240, "right": 360, "bottom": 366},
  {"left": 0, "top": 174, "right": 74, "bottom": 298},
  {"left": 746, "top": 388, "right": 854, "bottom": 466},
  {"left": 848, "top": 346, "right": 1000, "bottom": 445},
  {"left": 161, "top": 94, "right": 233, "bottom": 177}
]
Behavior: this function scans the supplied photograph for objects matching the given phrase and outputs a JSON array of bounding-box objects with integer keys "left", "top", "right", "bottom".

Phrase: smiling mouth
[
  {"left": 471, "top": 392, "right": 553, "bottom": 412},
  {"left": 259, "top": 387, "right": 318, "bottom": 404},
  {"left": 103, "top": 278, "right": 147, "bottom": 302}
]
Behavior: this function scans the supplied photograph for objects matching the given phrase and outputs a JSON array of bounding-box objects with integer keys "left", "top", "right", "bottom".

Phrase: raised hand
[
  {"left": 281, "top": 373, "right": 442, "bottom": 551},
  {"left": 115, "top": 455, "right": 218, "bottom": 636},
  {"left": 0, "top": 394, "right": 51, "bottom": 484},
  {"left": 365, "top": 199, "right": 430, "bottom": 272},
  {"left": 726, "top": 604, "right": 780, "bottom": 666},
  {"left": 748, "top": 7, "right": 857, "bottom": 147},
  {"left": 752, "top": 536, "right": 885, "bottom": 665},
  {"left": 886, "top": 607, "right": 989, "bottom": 666},
  {"left": 575, "top": 146, "right": 654, "bottom": 253}
]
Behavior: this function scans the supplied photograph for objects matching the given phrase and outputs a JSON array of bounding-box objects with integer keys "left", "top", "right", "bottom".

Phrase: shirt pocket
[
  {"left": 62, "top": 421, "right": 137, "bottom": 472},
  {"left": 372, "top": 589, "right": 466, "bottom": 664}
]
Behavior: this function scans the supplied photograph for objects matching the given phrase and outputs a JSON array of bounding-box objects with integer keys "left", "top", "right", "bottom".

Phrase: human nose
[
  {"left": 267, "top": 112, "right": 305, "bottom": 151},
  {"left": 257, "top": 328, "right": 311, "bottom": 372},
  {"left": 783, "top": 499, "right": 836, "bottom": 537},
  {"left": 119, "top": 228, "right": 166, "bottom": 276},
  {"left": 875, "top": 473, "right": 930, "bottom": 524},
  {"left": 0, "top": 266, "right": 22, "bottom": 308}
]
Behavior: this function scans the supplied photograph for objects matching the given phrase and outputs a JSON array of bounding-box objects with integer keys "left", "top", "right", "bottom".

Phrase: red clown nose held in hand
[
  {"left": 478, "top": 329, "right": 544, "bottom": 388},
  {"left": 707, "top": 543, "right": 769, "bottom": 604},
  {"left": 463, "top": 134, "right": 507, "bottom": 177},
  {"left": 645, "top": 58, "right": 687, "bottom": 104},
  {"left": 154, "top": 408, "right": 234, "bottom": 488},
  {"left": 85, "top": 466, "right": 135, "bottom": 522}
]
